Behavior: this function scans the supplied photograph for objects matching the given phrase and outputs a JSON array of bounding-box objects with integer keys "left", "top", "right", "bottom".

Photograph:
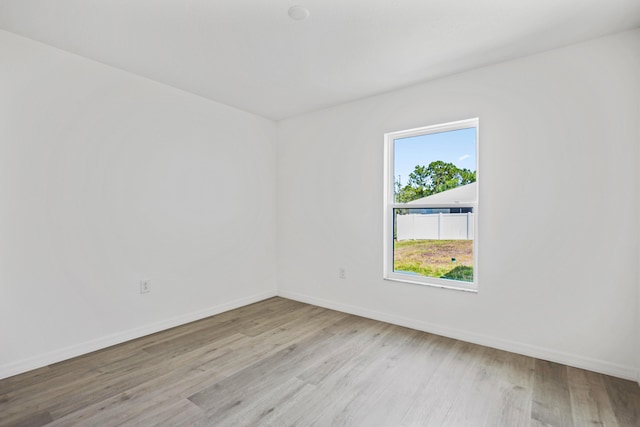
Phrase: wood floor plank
[
  {"left": 139, "top": 304, "right": 290, "bottom": 356},
  {"left": 0, "top": 366, "right": 53, "bottom": 394},
  {"left": 531, "top": 359, "right": 574, "bottom": 427},
  {"left": 567, "top": 366, "right": 618, "bottom": 427},
  {"left": 0, "top": 409, "right": 53, "bottom": 427},
  {"left": 46, "top": 307, "right": 346, "bottom": 426},
  {"left": 314, "top": 332, "right": 455, "bottom": 427},
  {"left": 210, "top": 377, "right": 317, "bottom": 427},
  {"left": 45, "top": 337, "right": 241, "bottom": 426},
  {"left": 237, "top": 299, "right": 320, "bottom": 337},
  {"left": 399, "top": 340, "right": 488, "bottom": 426},
  {"left": 490, "top": 351, "right": 536, "bottom": 426},
  {"left": 0, "top": 301, "right": 275, "bottom": 399},
  {"left": 1, "top": 297, "right": 638, "bottom": 427},
  {"left": 296, "top": 315, "right": 395, "bottom": 385},
  {"left": 441, "top": 346, "right": 514, "bottom": 426},
  {"left": 119, "top": 398, "right": 206, "bottom": 427},
  {"left": 187, "top": 329, "right": 335, "bottom": 417},
  {"left": 601, "top": 373, "right": 640, "bottom": 427},
  {"left": 281, "top": 324, "right": 424, "bottom": 426}
]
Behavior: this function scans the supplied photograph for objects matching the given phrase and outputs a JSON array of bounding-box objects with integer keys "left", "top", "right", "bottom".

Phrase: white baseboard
[
  {"left": 278, "top": 289, "right": 638, "bottom": 382},
  {"left": 0, "top": 290, "right": 277, "bottom": 380},
  {"left": 3, "top": 288, "right": 636, "bottom": 383}
]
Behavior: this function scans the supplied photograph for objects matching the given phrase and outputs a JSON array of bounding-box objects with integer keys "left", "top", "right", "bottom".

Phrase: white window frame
[{"left": 383, "top": 118, "right": 479, "bottom": 292}]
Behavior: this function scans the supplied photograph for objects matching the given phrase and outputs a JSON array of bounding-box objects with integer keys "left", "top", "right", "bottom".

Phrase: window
[{"left": 383, "top": 118, "right": 478, "bottom": 291}]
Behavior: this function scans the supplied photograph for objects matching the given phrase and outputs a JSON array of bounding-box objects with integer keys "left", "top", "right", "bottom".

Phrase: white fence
[{"left": 396, "top": 213, "right": 474, "bottom": 241}]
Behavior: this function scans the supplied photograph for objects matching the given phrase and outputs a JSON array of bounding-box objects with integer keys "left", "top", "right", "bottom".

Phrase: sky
[{"left": 393, "top": 127, "right": 477, "bottom": 187}]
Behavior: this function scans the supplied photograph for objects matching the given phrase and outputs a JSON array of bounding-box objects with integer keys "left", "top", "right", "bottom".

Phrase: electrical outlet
[
  {"left": 140, "top": 279, "right": 151, "bottom": 294},
  {"left": 338, "top": 268, "right": 346, "bottom": 279}
]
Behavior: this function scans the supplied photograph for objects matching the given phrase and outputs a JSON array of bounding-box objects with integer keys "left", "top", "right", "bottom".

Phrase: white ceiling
[{"left": 1, "top": 0, "right": 639, "bottom": 120}]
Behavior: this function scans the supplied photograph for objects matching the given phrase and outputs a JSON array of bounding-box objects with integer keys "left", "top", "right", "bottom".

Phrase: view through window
[{"left": 384, "top": 119, "right": 478, "bottom": 290}]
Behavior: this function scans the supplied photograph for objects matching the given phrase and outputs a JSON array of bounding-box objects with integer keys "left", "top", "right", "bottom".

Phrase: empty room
[{"left": 1, "top": 1, "right": 640, "bottom": 426}]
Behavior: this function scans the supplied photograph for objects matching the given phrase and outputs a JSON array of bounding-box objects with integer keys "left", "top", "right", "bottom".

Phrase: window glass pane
[
  {"left": 393, "top": 127, "right": 477, "bottom": 203},
  {"left": 393, "top": 208, "right": 474, "bottom": 282},
  {"left": 391, "top": 126, "right": 476, "bottom": 284}
]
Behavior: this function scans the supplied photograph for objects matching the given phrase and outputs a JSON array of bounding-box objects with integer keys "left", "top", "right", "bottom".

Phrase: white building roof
[{"left": 408, "top": 182, "right": 477, "bottom": 205}]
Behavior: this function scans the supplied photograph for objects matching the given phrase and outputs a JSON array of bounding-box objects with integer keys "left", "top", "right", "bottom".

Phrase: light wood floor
[{"left": 1, "top": 297, "right": 639, "bottom": 426}]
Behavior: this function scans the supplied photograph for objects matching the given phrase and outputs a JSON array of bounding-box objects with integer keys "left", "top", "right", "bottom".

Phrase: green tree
[{"left": 396, "top": 161, "right": 476, "bottom": 203}]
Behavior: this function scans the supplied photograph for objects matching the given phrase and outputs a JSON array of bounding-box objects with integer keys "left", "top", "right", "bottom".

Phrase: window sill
[{"left": 383, "top": 275, "right": 478, "bottom": 293}]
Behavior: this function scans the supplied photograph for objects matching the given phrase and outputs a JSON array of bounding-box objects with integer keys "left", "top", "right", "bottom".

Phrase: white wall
[
  {"left": 277, "top": 29, "right": 640, "bottom": 379},
  {"left": 0, "top": 30, "right": 277, "bottom": 379}
]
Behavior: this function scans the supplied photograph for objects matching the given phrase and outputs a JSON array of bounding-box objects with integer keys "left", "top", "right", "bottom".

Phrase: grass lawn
[{"left": 394, "top": 239, "right": 473, "bottom": 282}]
